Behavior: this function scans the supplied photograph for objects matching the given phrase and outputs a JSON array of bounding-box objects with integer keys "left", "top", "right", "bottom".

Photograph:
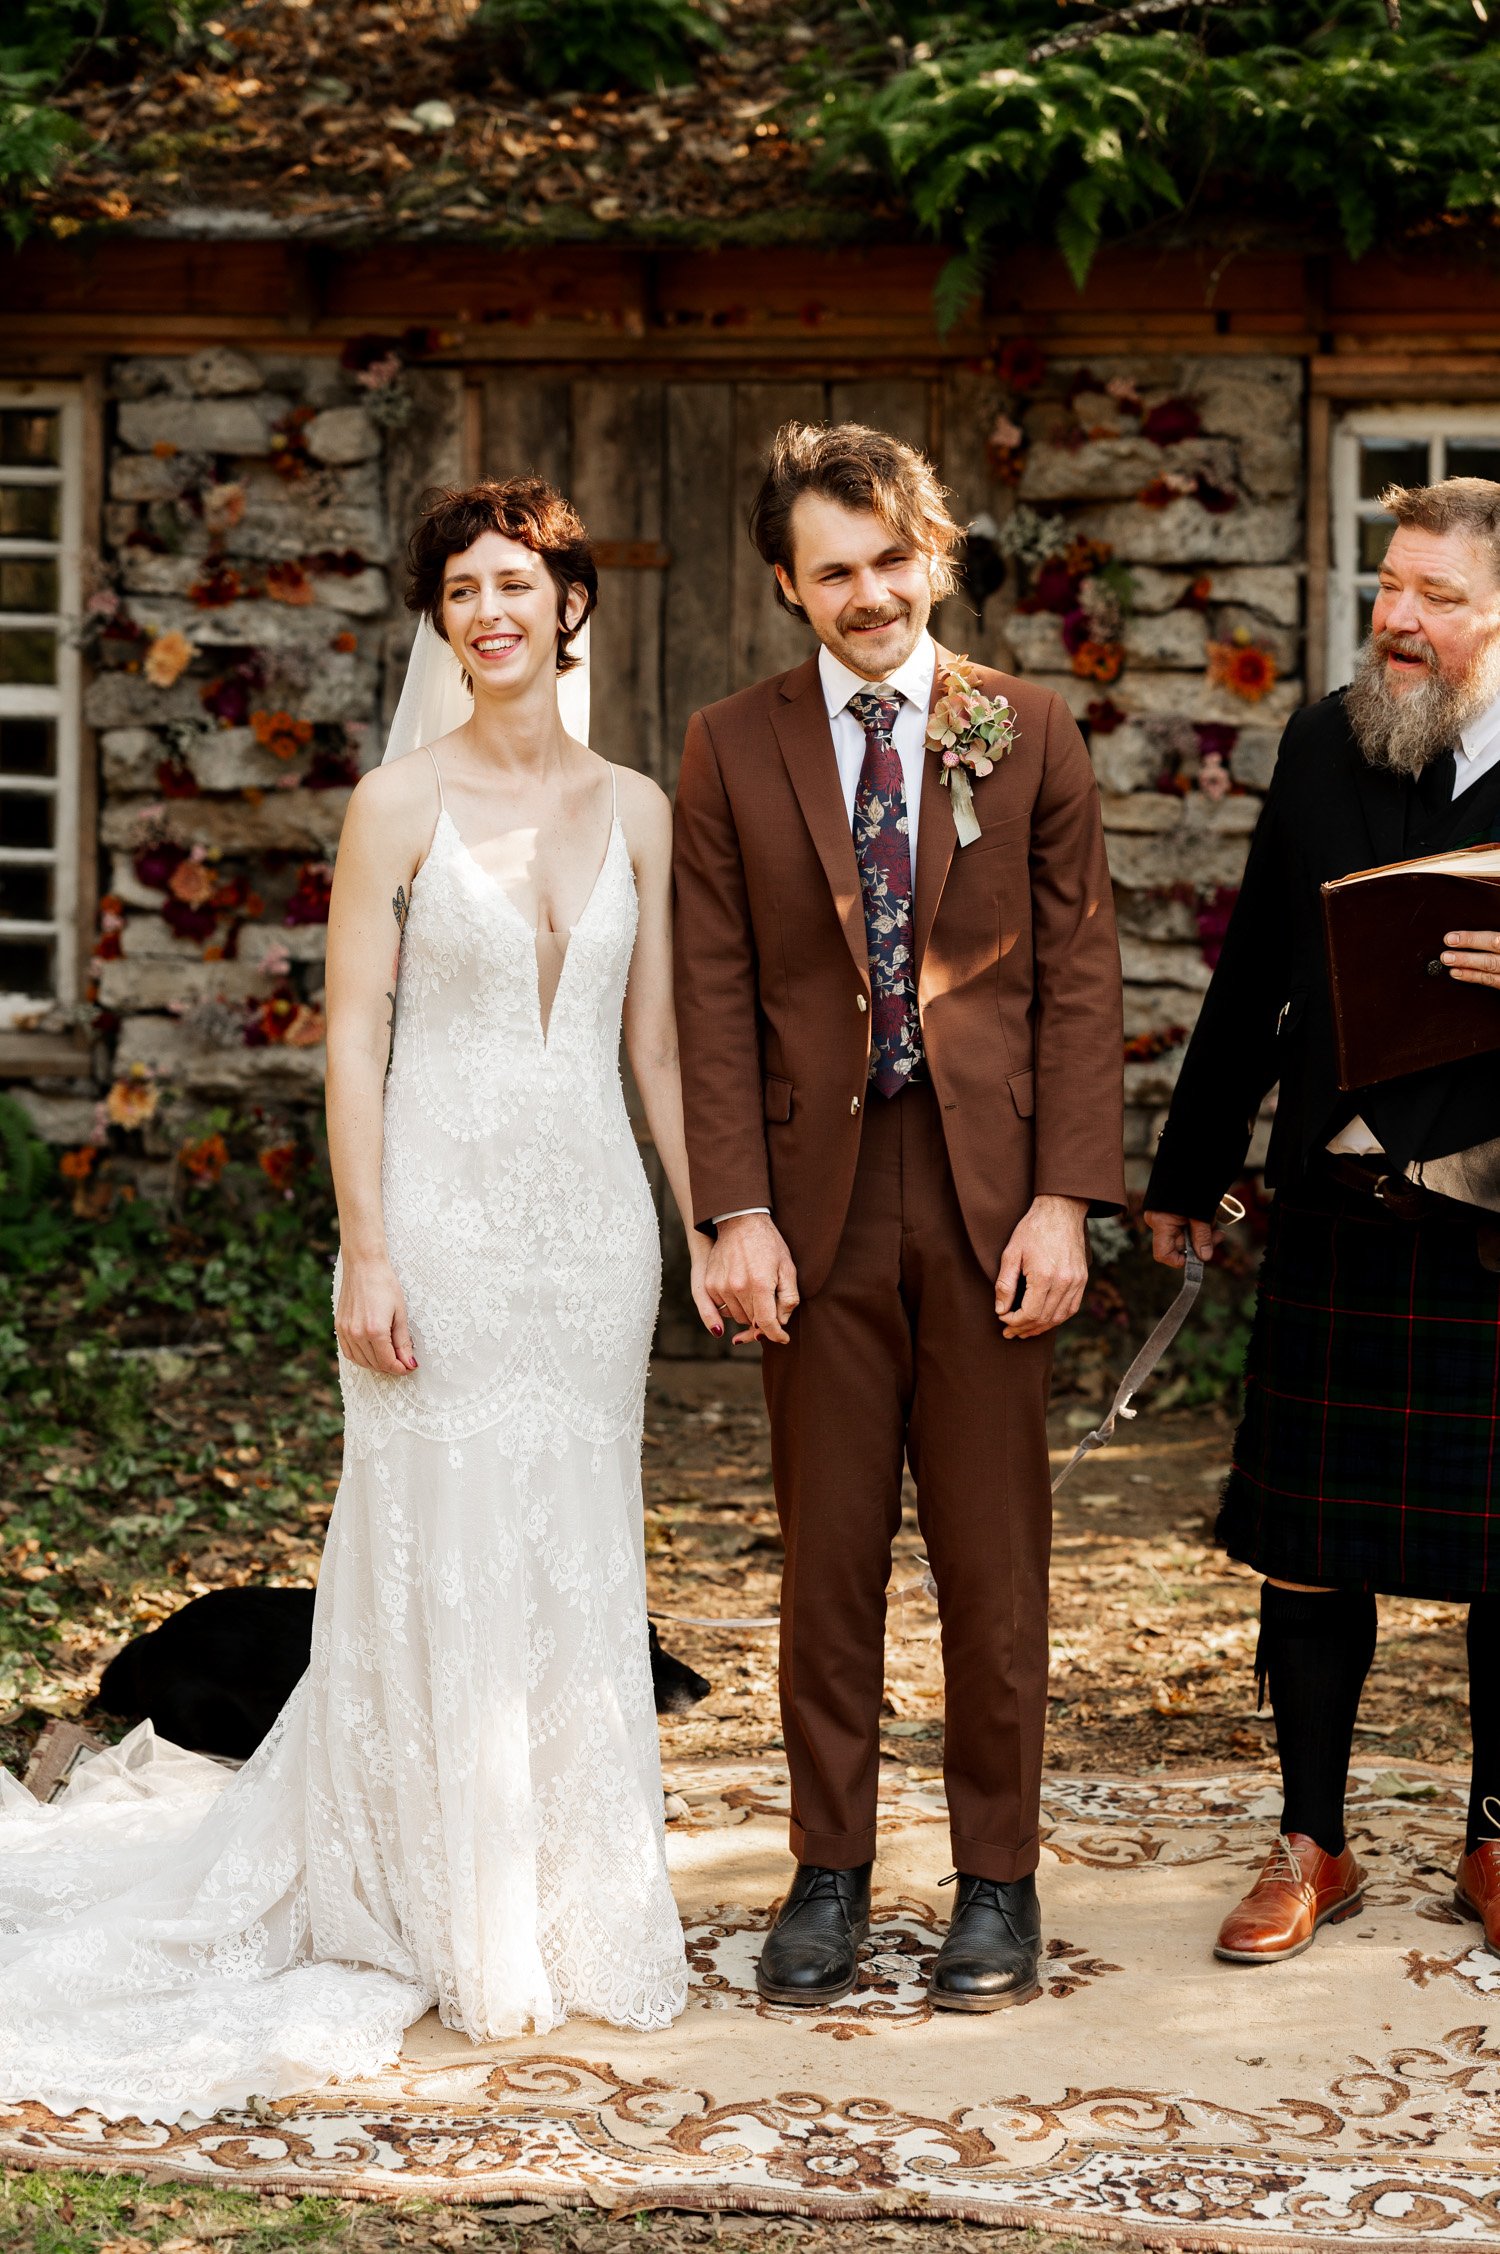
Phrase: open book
[{"left": 1321, "top": 842, "right": 1500, "bottom": 1089}]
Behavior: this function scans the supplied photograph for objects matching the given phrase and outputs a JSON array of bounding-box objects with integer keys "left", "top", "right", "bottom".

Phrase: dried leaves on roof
[{"left": 28, "top": 0, "right": 883, "bottom": 242}]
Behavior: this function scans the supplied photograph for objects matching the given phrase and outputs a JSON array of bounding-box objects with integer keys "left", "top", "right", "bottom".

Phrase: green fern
[{"left": 819, "top": 0, "right": 1500, "bottom": 311}]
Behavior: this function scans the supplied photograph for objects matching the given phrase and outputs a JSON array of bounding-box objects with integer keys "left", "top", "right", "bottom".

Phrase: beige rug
[{"left": 4, "top": 1761, "right": 1499, "bottom": 2249}]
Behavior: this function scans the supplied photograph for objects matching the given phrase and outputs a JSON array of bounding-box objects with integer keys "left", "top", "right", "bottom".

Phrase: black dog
[{"left": 95, "top": 1587, "right": 710, "bottom": 1759}]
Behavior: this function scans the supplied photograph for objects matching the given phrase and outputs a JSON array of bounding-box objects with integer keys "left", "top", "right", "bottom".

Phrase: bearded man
[{"left": 1146, "top": 476, "right": 1500, "bottom": 1968}]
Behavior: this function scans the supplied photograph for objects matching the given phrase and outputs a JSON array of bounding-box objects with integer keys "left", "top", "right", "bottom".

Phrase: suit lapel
[
  {"left": 771, "top": 656, "right": 869, "bottom": 986},
  {"left": 913, "top": 644, "right": 958, "bottom": 973}
]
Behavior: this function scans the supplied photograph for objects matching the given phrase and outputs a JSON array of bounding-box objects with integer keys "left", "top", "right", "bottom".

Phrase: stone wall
[
  {"left": 971, "top": 351, "right": 1304, "bottom": 1196},
  {"left": 14, "top": 344, "right": 460, "bottom": 1158}
]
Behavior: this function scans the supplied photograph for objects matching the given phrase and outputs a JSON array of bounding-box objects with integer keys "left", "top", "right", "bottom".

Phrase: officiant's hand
[
  {"left": 335, "top": 1255, "right": 419, "bottom": 1375},
  {"left": 995, "top": 1195, "right": 1089, "bottom": 1338},
  {"left": 1144, "top": 1211, "right": 1218, "bottom": 1269},
  {"left": 1442, "top": 930, "right": 1500, "bottom": 989},
  {"left": 706, "top": 1212, "right": 800, "bottom": 1347}
]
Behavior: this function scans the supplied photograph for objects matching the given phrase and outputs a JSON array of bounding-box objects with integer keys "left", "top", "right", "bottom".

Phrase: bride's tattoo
[{"left": 392, "top": 883, "right": 408, "bottom": 931}]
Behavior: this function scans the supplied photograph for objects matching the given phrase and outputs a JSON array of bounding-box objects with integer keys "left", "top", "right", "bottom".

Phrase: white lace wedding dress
[{"left": 0, "top": 757, "right": 687, "bottom": 2124}]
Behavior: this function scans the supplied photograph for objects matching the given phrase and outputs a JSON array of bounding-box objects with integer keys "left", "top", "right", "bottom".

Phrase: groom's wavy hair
[
  {"left": 750, "top": 422, "right": 961, "bottom": 617},
  {"left": 406, "top": 477, "right": 597, "bottom": 674}
]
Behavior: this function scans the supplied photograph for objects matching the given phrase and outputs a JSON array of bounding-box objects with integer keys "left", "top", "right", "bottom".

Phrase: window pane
[
  {"left": 1358, "top": 439, "right": 1428, "bottom": 500},
  {"left": 1446, "top": 442, "right": 1500, "bottom": 483},
  {"left": 1358, "top": 515, "right": 1398, "bottom": 570},
  {"left": 0, "top": 938, "right": 54, "bottom": 996},
  {"left": 0, "top": 486, "right": 59, "bottom": 539},
  {"left": 0, "top": 559, "right": 57, "bottom": 614},
  {"left": 0, "top": 412, "right": 59, "bottom": 468},
  {"left": 0, "top": 793, "right": 53, "bottom": 851},
  {"left": 0, "top": 628, "right": 55, "bottom": 685},
  {"left": 0, "top": 719, "right": 54, "bottom": 776},
  {"left": 1357, "top": 588, "right": 1377, "bottom": 643},
  {"left": 0, "top": 863, "right": 52, "bottom": 920}
]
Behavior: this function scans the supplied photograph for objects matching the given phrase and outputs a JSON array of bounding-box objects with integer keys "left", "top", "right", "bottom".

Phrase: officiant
[{"left": 1145, "top": 477, "right": 1500, "bottom": 1971}]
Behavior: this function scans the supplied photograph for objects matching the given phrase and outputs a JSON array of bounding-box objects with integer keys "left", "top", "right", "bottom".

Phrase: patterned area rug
[{"left": 4, "top": 1761, "right": 1499, "bottom": 2250}]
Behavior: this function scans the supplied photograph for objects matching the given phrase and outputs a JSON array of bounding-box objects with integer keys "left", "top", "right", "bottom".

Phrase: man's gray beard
[{"left": 1346, "top": 633, "right": 1500, "bottom": 779}]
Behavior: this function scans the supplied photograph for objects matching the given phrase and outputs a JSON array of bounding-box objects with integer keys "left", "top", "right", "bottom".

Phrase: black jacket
[{"left": 1145, "top": 690, "right": 1500, "bottom": 1221}]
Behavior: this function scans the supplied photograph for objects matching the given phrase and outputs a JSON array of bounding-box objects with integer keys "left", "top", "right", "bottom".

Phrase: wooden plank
[
  {"left": 480, "top": 372, "right": 571, "bottom": 489},
  {"left": 934, "top": 367, "right": 1015, "bottom": 673},
  {"left": 663, "top": 384, "right": 735, "bottom": 795},
  {"left": 568, "top": 381, "right": 665, "bottom": 776},
  {"left": 1304, "top": 391, "right": 1331, "bottom": 700},
  {"left": 827, "top": 379, "right": 931, "bottom": 451},
  {"left": 729, "top": 381, "right": 827, "bottom": 692}
]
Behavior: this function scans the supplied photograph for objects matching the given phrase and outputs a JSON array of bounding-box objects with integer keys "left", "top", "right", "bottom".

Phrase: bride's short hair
[
  {"left": 750, "top": 422, "right": 961, "bottom": 617},
  {"left": 406, "top": 477, "right": 597, "bottom": 672}
]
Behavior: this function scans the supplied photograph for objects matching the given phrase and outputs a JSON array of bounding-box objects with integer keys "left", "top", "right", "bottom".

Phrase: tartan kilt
[{"left": 1220, "top": 1175, "right": 1500, "bottom": 1599}]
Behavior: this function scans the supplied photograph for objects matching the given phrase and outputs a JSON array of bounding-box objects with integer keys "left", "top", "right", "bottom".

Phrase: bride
[{"left": 0, "top": 476, "right": 713, "bottom": 2124}]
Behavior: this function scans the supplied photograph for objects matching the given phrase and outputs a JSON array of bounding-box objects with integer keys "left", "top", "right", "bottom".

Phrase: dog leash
[{"left": 1050, "top": 1198, "right": 1244, "bottom": 1495}]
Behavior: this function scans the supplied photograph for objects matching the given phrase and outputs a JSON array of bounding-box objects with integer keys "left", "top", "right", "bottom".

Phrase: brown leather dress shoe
[
  {"left": 1213, "top": 1832, "right": 1365, "bottom": 1964},
  {"left": 1455, "top": 1839, "right": 1500, "bottom": 1957}
]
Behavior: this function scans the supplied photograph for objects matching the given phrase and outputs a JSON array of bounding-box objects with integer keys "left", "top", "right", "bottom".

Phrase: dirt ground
[{"left": 645, "top": 1358, "right": 1473, "bottom": 1784}]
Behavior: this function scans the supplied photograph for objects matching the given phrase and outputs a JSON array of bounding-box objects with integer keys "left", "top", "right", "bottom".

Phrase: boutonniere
[{"left": 926, "top": 656, "right": 1018, "bottom": 847}]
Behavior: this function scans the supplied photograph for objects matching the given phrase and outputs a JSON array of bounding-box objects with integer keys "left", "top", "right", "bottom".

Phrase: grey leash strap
[{"left": 1051, "top": 1250, "right": 1205, "bottom": 1495}]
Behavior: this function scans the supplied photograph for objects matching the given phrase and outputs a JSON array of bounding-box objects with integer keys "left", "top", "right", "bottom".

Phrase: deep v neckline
[{"left": 436, "top": 807, "right": 622, "bottom": 1048}]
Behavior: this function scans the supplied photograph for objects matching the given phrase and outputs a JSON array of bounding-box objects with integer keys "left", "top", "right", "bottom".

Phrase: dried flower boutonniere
[{"left": 925, "top": 656, "right": 1018, "bottom": 846}]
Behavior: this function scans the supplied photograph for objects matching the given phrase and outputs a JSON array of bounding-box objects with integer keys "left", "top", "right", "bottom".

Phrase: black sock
[
  {"left": 1466, "top": 1595, "right": 1500, "bottom": 1854},
  {"left": 1257, "top": 1582, "right": 1377, "bottom": 1858}
]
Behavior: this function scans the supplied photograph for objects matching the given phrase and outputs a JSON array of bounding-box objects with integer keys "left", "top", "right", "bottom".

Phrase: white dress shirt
[
  {"left": 1329, "top": 690, "right": 1500, "bottom": 1157},
  {"left": 713, "top": 634, "right": 938, "bottom": 1224}
]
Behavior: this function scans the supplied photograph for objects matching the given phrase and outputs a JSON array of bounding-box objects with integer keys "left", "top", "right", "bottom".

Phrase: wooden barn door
[
  {"left": 477, "top": 371, "right": 941, "bottom": 1347},
  {"left": 479, "top": 374, "right": 934, "bottom": 792}
]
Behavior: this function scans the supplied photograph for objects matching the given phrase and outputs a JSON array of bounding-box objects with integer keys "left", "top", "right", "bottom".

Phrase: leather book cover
[{"left": 1321, "top": 844, "right": 1500, "bottom": 1089}]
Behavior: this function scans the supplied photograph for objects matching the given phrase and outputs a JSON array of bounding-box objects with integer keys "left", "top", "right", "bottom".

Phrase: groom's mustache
[{"left": 839, "top": 603, "right": 908, "bottom": 634}]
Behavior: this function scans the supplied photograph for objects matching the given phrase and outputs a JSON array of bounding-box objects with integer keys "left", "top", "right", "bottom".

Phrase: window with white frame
[
  {"left": 1329, "top": 409, "right": 1500, "bottom": 692},
  {"left": 0, "top": 384, "right": 83, "bottom": 1031}
]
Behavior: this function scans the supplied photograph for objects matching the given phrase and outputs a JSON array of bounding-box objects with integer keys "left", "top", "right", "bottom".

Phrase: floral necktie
[{"left": 848, "top": 687, "right": 925, "bottom": 1097}]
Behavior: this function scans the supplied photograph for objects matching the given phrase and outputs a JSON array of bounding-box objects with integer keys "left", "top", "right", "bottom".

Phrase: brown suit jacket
[{"left": 672, "top": 645, "right": 1126, "bottom": 1298}]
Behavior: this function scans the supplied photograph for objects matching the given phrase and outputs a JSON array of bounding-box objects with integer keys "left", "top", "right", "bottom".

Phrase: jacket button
[
  {"left": 851, "top": 1096, "right": 861, "bottom": 1115},
  {"left": 856, "top": 994, "right": 868, "bottom": 1013}
]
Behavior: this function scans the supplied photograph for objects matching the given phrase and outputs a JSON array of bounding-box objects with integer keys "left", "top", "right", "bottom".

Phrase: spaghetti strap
[{"left": 424, "top": 745, "right": 445, "bottom": 814}]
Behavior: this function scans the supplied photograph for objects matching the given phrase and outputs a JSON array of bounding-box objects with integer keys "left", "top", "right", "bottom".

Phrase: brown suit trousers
[{"left": 672, "top": 646, "right": 1124, "bottom": 1880}]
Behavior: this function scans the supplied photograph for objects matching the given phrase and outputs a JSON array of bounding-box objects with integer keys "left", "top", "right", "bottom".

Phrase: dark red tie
[{"left": 848, "top": 687, "right": 924, "bottom": 1097}]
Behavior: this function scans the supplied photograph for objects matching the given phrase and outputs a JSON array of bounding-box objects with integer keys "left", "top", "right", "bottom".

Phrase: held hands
[
  {"left": 1144, "top": 1211, "right": 1219, "bottom": 1270},
  {"left": 687, "top": 1229, "right": 723, "bottom": 1339},
  {"left": 995, "top": 1194, "right": 1090, "bottom": 1338},
  {"left": 335, "top": 1255, "right": 418, "bottom": 1375},
  {"left": 704, "top": 1211, "right": 801, "bottom": 1346},
  {"left": 1441, "top": 930, "right": 1500, "bottom": 989}
]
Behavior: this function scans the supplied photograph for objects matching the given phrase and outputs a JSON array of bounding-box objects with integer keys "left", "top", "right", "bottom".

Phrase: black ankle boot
[
  {"left": 755, "top": 1862, "right": 872, "bottom": 2007},
  {"left": 928, "top": 1872, "right": 1042, "bottom": 2012}
]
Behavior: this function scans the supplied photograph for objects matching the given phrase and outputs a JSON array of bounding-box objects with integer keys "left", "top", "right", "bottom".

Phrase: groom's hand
[
  {"left": 706, "top": 1213, "right": 800, "bottom": 1347},
  {"left": 995, "top": 1195, "right": 1089, "bottom": 1339}
]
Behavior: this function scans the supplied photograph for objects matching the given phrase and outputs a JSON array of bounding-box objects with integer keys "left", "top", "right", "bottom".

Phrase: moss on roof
[{"left": 26, "top": 0, "right": 889, "bottom": 246}]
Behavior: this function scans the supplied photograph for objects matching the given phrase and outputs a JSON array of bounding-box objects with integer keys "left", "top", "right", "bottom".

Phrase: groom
[{"left": 672, "top": 421, "right": 1125, "bottom": 2011}]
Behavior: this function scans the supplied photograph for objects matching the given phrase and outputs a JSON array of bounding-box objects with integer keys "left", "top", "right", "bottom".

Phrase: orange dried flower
[
  {"left": 331, "top": 631, "right": 358, "bottom": 654},
  {"left": 282, "top": 1003, "right": 326, "bottom": 1049},
  {"left": 105, "top": 1071, "right": 158, "bottom": 1129},
  {"left": 1208, "top": 636, "right": 1279, "bottom": 703},
  {"left": 59, "top": 1146, "right": 96, "bottom": 1180},
  {"left": 258, "top": 1142, "right": 299, "bottom": 1191},
  {"left": 266, "top": 561, "right": 313, "bottom": 607},
  {"left": 144, "top": 629, "right": 193, "bottom": 688},
  {"left": 168, "top": 857, "right": 216, "bottom": 907},
  {"left": 251, "top": 708, "right": 313, "bottom": 760},
  {"left": 1071, "top": 639, "right": 1124, "bottom": 685},
  {"left": 179, "top": 1131, "right": 228, "bottom": 1185}
]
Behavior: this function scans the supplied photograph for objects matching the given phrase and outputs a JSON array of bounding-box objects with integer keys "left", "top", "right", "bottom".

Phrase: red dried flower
[{"left": 179, "top": 1132, "right": 228, "bottom": 1185}]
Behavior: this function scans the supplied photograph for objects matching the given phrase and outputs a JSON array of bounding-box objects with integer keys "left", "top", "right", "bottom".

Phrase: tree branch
[{"left": 1028, "top": 0, "right": 1261, "bottom": 62}]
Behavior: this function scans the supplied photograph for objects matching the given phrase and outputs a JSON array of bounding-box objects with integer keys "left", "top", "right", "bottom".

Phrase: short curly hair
[
  {"left": 404, "top": 476, "right": 597, "bottom": 672},
  {"left": 749, "top": 421, "right": 961, "bottom": 617}
]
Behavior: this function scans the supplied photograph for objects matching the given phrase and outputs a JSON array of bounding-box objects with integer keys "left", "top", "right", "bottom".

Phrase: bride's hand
[
  {"left": 688, "top": 1231, "right": 724, "bottom": 1340},
  {"left": 336, "top": 1256, "right": 419, "bottom": 1375}
]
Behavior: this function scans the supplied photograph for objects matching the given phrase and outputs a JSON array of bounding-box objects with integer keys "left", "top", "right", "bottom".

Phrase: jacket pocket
[
  {"left": 964, "top": 813, "right": 1029, "bottom": 855},
  {"left": 765, "top": 1076, "right": 793, "bottom": 1123},
  {"left": 1007, "top": 1068, "right": 1036, "bottom": 1118}
]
